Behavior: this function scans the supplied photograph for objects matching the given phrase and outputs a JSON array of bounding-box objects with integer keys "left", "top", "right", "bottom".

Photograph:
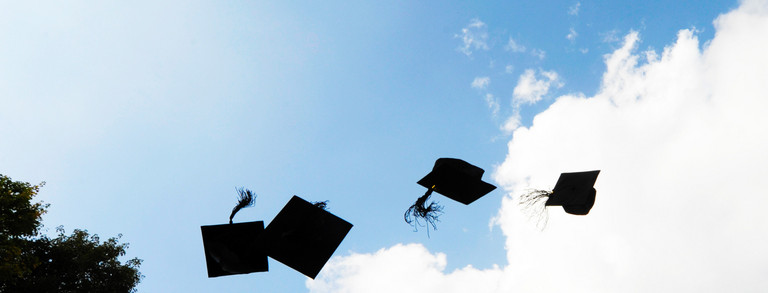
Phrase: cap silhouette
[
  {"left": 200, "top": 221, "right": 269, "bottom": 277},
  {"left": 405, "top": 158, "right": 497, "bottom": 234},
  {"left": 200, "top": 188, "right": 268, "bottom": 277},
  {"left": 259, "top": 195, "right": 353, "bottom": 279},
  {"left": 545, "top": 170, "right": 601, "bottom": 215},
  {"left": 417, "top": 158, "right": 496, "bottom": 205}
]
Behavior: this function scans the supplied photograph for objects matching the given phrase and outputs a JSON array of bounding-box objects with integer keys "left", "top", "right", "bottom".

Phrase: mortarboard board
[
  {"left": 200, "top": 188, "right": 267, "bottom": 278},
  {"left": 259, "top": 195, "right": 353, "bottom": 279},
  {"left": 417, "top": 158, "right": 497, "bottom": 205},
  {"left": 200, "top": 221, "right": 269, "bottom": 278},
  {"left": 545, "top": 170, "right": 600, "bottom": 215},
  {"left": 405, "top": 158, "right": 497, "bottom": 234}
]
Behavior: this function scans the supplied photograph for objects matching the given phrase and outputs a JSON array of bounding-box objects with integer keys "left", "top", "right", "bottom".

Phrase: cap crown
[
  {"left": 417, "top": 158, "right": 496, "bottom": 205},
  {"left": 545, "top": 170, "right": 600, "bottom": 215},
  {"left": 200, "top": 221, "right": 269, "bottom": 278},
  {"left": 260, "top": 196, "right": 353, "bottom": 279}
]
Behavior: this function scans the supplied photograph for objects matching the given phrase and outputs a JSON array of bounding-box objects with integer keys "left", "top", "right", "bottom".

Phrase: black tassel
[
  {"left": 229, "top": 187, "right": 256, "bottom": 224},
  {"left": 404, "top": 188, "right": 443, "bottom": 236},
  {"left": 518, "top": 189, "right": 552, "bottom": 230},
  {"left": 311, "top": 200, "right": 329, "bottom": 210}
]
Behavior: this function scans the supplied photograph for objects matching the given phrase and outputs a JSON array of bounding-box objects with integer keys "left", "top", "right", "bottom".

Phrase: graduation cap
[
  {"left": 405, "top": 158, "right": 497, "bottom": 233},
  {"left": 200, "top": 221, "right": 269, "bottom": 277},
  {"left": 417, "top": 158, "right": 496, "bottom": 205},
  {"left": 518, "top": 170, "right": 601, "bottom": 224},
  {"left": 545, "top": 170, "right": 600, "bottom": 215},
  {"left": 200, "top": 188, "right": 268, "bottom": 278},
  {"left": 259, "top": 195, "right": 353, "bottom": 279}
]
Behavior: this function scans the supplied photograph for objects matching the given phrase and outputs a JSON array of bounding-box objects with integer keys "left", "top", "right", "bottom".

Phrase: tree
[
  {"left": 0, "top": 174, "right": 142, "bottom": 292},
  {"left": 0, "top": 174, "right": 47, "bottom": 282}
]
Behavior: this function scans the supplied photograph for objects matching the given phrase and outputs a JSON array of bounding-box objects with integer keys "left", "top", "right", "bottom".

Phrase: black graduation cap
[
  {"left": 200, "top": 221, "right": 269, "bottom": 278},
  {"left": 200, "top": 188, "right": 268, "bottom": 278},
  {"left": 417, "top": 158, "right": 496, "bottom": 205},
  {"left": 545, "top": 170, "right": 600, "bottom": 215},
  {"left": 259, "top": 195, "right": 353, "bottom": 279},
  {"left": 405, "top": 158, "right": 497, "bottom": 234}
]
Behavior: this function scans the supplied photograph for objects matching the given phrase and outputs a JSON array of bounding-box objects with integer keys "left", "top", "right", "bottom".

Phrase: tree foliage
[
  {"left": 0, "top": 175, "right": 48, "bottom": 282},
  {"left": 0, "top": 174, "right": 142, "bottom": 292}
]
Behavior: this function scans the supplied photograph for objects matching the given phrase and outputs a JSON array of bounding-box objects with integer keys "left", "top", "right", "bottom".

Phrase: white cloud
[
  {"left": 505, "top": 65, "right": 514, "bottom": 74},
  {"left": 512, "top": 69, "right": 562, "bottom": 105},
  {"left": 308, "top": 1, "right": 768, "bottom": 292},
  {"left": 472, "top": 77, "right": 499, "bottom": 117},
  {"left": 501, "top": 111, "right": 522, "bottom": 133},
  {"left": 505, "top": 38, "right": 526, "bottom": 53},
  {"left": 307, "top": 244, "right": 506, "bottom": 293},
  {"left": 567, "top": 27, "right": 578, "bottom": 41},
  {"left": 486, "top": 93, "right": 500, "bottom": 117},
  {"left": 505, "top": 38, "right": 545, "bottom": 59},
  {"left": 500, "top": 67, "right": 561, "bottom": 133},
  {"left": 601, "top": 29, "right": 621, "bottom": 43},
  {"left": 495, "top": 1, "right": 768, "bottom": 291},
  {"left": 457, "top": 19, "right": 489, "bottom": 56},
  {"left": 530, "top": 48, "right": 546, "bottom": 59},
  {"left": 471, "top": 76, "right": 491, "bottom": 89},
  {"left": 568, "top": 2, "right": 581, "bottom": 16}
]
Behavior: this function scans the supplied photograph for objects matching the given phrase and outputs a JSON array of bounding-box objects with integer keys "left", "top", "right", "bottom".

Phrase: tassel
[
  {"left": 404, "top": 188, "right": 443, "bottom": 236},
  {"left": 518, "top": 189, "right": 552, "bottom": 230},
  {"left": 311, "top": 200, "right": 329, "bottom": 210},
  {"left": 229, "top": 187, "right": 256, "bottom": 224}
]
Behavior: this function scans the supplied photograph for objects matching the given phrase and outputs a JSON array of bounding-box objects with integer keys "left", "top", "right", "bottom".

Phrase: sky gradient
[{"left": 3, "top": 1, "right": 765, "bottom": 292}]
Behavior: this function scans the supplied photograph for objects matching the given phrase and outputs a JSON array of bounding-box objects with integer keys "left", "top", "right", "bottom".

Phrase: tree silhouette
[{"left": 0, "top": 174, "right": 142, "bottom": 293}]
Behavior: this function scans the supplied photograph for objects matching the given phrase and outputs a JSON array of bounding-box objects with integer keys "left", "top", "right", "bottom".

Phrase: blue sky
[{"left": 4, "top": 1, "right": 768, "bottom": 292}]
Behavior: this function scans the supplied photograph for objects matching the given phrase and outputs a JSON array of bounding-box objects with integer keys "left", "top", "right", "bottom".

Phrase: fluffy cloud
[
  {"left": 501, "top": 112, "right": 522, "bottom": 134},
  {"left": 505, "top": 37, "right": 546, "bottom": 59},
  {"left": 505, "top": 38, "right": 527, "bottom": 53},
  {"left": 497, "top": 1, "right": 768, "bottom": 291},
  {"left": 601, "top": 29, "right": 621, "bottom": 43},
  {"left": 485, "top": 93, "right": 500, "bottom": 117},
  {"left": 471, "top": 77, "right": 499, "bottom": 116},
  {"left": 568, "top": 2, "right": 581, "bottom": 16},
  {"left": 530, "top": 48, "right": 546, "bottom": 60},
  {"left": 457, "top": 19, "right": 489, "bottom": 56},
  {"left": 505, "top": 68, "right": 561, "bottom": 133},
  {"left": 512, "top": 69, "right": 562, "bottom": 105},
  {"left": 307, "top": 244, "right": 505, "bottom": 293},
  {"left": 308, "top": 1, "right": 768, "bottom": 292},
  {"left": 471, "top": 76, "right": 491, "bottom": 89},
  {"left": 567, "top": 27, "right": 578, "bottom": 41}
]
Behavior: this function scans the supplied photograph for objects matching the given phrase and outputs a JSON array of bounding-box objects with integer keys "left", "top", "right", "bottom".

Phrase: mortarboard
[
  {"left": 417, "top": 158, "right": 496, "bottom": 205},
  {"left": 200, "top": 188, "right": 267, "bottom": 278},
  {"left": 259, "top": 195, "right": 353, "bottom": 279},
  {"left": 545, "top": 170, "right": 600, "bottom": 215},
  {"left": 200, "top": 221, "right": 269, "bottom": 277},
  {"left": 405, "top": 158, "right": 497, "bottom": 234}
]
